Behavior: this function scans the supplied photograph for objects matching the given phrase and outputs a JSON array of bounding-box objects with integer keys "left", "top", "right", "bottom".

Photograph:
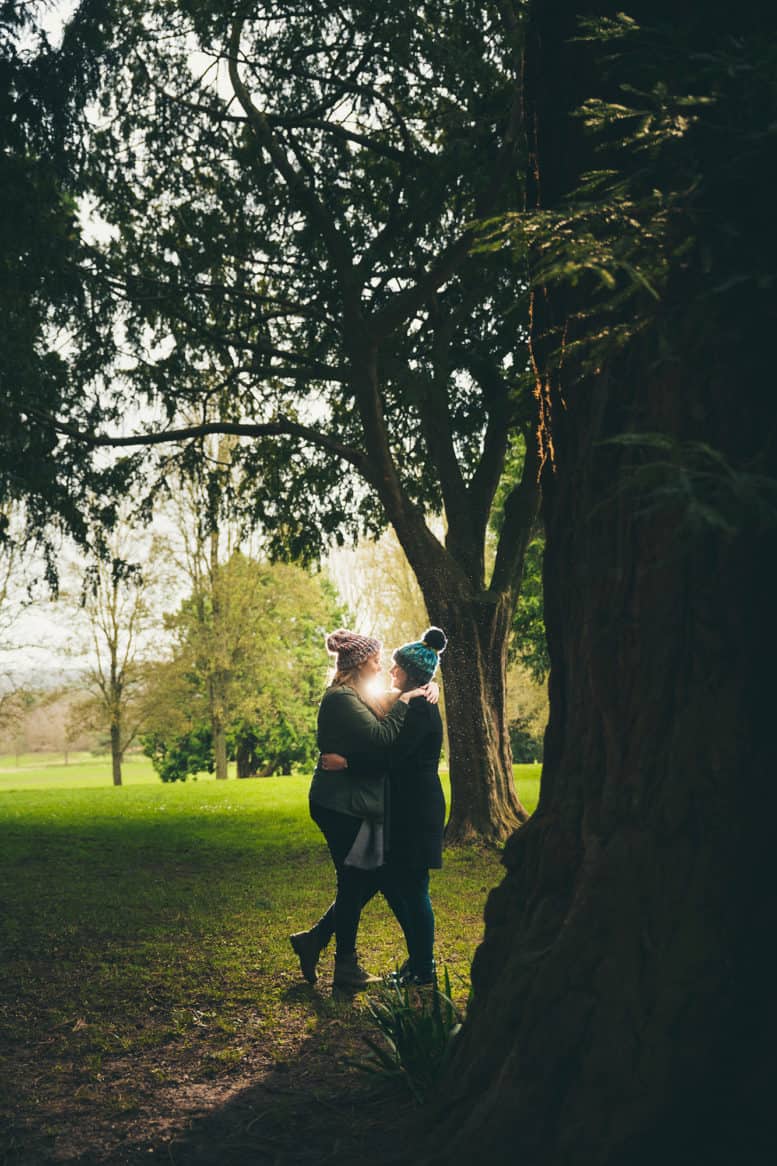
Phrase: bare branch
[{"left": 466, "top": 361, "right": 513, "bottom": 536}]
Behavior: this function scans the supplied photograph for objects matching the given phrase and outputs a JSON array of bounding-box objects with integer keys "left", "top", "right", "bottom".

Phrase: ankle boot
[
  {"left": 333, "top": 951, "right": 380, "bottom": 991},
  {"left": 289, "top": 927, "right": 328, "bottom": 985}
]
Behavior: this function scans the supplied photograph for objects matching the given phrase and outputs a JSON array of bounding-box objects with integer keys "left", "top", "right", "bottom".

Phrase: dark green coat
[{"left": 308, "top": 686, "right": 408, "bottom": 821}]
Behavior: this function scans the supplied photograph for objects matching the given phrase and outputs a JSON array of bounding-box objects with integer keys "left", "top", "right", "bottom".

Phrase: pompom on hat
[
  {"left": 393, "top": 626, "right": 447, "bottom": 685},
  {"left": 325, "top": 628, "right": 382, "bottom": 672}
]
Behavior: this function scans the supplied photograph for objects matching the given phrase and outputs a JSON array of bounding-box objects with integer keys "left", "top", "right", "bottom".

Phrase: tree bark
[
  {"left": 110, "top": 721, "right": 122, "bottom": 787},
  {"left": 434, "top": 590, "right": 528, "bottom": 842},
  {"left": 212, "top": 712, "right": 228, "bottom": 780},
  {"left": 421, "top": 1, "right": 777, "bottom": 1162},
  {"left": 236, "top": 736, "right": 259, "bottom": 778},
  {"left": 209, "top": 527, "right": 228, "bottom": 780}
]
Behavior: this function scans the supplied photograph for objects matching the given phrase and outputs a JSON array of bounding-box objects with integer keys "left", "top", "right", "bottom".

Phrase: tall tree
[
  {"left": 426, "top": 2, "right": 777, "bottom": 1163},
  {"left": 142, "top": 552, "right": 343, "bottom": 780},
  {"left": 159, "top": 433, "right": 257, "bottom": 779},
  {"left": 52, "top": 0, "right": 540, "bottom": 841},
  {"left": 71, "top": 537, "right": 158, "bottom": 786}
]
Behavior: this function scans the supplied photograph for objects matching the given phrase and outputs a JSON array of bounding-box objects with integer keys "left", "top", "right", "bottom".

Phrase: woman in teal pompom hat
[
  {"left": 383, "top": 626, "right": 448, "bottom": 984},
  {"left": 392, "top": 625, "right": 447, "bottom": 687}
]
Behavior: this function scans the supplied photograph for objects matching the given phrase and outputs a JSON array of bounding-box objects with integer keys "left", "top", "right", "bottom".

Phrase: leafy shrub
[
  {"left": 140, "top": 724, "right": 213, "bottom": 783},
  {"left": 509, "top": 717, "right": 544, "bottom": 763}
]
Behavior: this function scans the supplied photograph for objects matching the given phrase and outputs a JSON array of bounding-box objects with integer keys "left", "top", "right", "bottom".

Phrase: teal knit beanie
[{"left": 393, "top": 627, "right": 447, "bottom": 685}]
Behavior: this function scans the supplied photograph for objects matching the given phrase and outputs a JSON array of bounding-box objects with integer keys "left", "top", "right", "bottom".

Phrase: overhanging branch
[{"left": 37, "top": 415, "right": 376, "bottom": 483}]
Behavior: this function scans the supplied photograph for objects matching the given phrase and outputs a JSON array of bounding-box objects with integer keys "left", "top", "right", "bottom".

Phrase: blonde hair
[
  {"left": 330, "top": 666, "right": 365, "bottom": 690},
  {"left": 329, "top": 654, "right": 385, "bottom": 716}
]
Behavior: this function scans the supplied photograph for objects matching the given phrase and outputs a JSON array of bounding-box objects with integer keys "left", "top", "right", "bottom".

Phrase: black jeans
[{"left": 309, "top": 802, "right": 411, "bottom": 959}]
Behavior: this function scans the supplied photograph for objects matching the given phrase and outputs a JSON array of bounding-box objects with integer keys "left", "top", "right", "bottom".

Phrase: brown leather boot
[{"left": 333, "top": 951, "right": 380, "bottom": 991}]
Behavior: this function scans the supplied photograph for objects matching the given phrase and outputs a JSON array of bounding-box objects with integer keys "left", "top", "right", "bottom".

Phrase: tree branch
[
  {"left": 466, "top": 360, "right": 513, "bottom": 537},
  {"left": 269, "top": 117, "right": 411, "bottom": 164},
  {"left": 227, "top": 18, "right": 356, "bottom": 286},
  {"left": 415, "top": 306, "right": 469, "bottom": 520},
  {"left": 370, "top": 233, "right": 474, "bottom": 340},
  {"left": 40, "top": 415, "right": 375, "bottom": 483},
  {"left": 490, "top": 426, "right": 541, "bottom": 597}
]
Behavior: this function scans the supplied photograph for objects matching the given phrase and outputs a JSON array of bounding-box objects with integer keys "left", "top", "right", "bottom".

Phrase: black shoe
[
  {"left": 407, "top": 960, "right": 437, "bottom": 987},
  {"left": 289, "top": 928, "right": 327, "bottom": 985},
  {"left": 407, "top": 972, "right": 437, "bottom": 987},
  {"left": 333, "top": 951, "right": 381, "bottom": 991},
  {"left": 384, "top": 959, "right": 412, "bottom": 987}
]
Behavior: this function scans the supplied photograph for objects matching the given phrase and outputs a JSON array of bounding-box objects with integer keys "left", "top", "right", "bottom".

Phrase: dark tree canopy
[
  {"left": 0, "top": 1, "right": 132, "bottom": 569},
  {"left": 65, "top": 0, "right": 531, "bottom": 553}
]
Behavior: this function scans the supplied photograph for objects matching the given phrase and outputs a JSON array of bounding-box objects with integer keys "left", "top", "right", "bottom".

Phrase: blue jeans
[{"left": 385, "top": 865, "right": 435, "bottom": 980}]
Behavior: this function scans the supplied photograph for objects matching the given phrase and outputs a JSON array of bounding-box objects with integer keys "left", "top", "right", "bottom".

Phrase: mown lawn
[
  {"left": 0, "top": 752, "right": 172, "bottom": 790},
  {"left": 0, "top": 763, "right": 540, "bottom": 1164}
]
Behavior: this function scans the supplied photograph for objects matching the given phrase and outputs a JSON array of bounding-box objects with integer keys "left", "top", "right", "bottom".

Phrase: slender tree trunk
[
  {"left": 110, "top": 721, "right": 122, "bottom": 787},
  {"left": 208, "top": 526, "right": 229, "bottom": 780},
  {"left": 212, "top": 712, "right": 227, "bottom": 780},
  {"left": 422, "top": 1, "right": 777, "bottom": 1162}
]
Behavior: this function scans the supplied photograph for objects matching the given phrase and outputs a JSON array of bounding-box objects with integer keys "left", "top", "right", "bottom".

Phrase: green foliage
[
  {"left": 357, "top": 967, "right": 463, "bottom": 1102},
  {"left": 479, "top": 14, "right": 777, "bottom": 367},
  {"left": 479, "top": 12, "right": 777, "bottom": 535},
  {"left": 141, "top": 723, "right": 213, "bottom": 783},
  {"left": 508, "top": 718, "right": 543, "bottom": 764},
  {"left": 511, "top": 531, "right": 548, "bottom": 682},
  {"left": 141, "top": 555, "right": 343, "bottom": 779},
  {"left": 0, "top": 3, "right": 127, "bottom": 569},
  {"left": 506, "top": 660, "right": 547, "bottom": 764}
]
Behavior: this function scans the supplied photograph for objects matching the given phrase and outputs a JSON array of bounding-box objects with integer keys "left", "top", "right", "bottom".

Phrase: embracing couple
[{"left": 290, "top": 625, "right": 448, "bottom": 991}]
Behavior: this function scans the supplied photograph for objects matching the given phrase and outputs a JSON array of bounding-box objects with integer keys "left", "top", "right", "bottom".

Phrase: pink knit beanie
[{"left": 326, "top": 628, "right": 381, "bottom": 671}]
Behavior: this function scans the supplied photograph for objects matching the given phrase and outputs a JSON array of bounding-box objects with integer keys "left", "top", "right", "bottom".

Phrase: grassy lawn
[
  {"left": 0, "top": 761, "right": 540, "bottom": 1163},
  {"left": 0, "top": 752, "right": 179, "bottom": 790}
]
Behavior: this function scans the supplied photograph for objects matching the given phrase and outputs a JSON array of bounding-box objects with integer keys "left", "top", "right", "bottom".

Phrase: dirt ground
[{"left": 1, "top": 977, "right": 420, "bottom": 1165}]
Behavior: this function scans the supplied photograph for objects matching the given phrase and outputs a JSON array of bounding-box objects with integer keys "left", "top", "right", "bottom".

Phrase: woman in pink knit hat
[{"left": 290, "top": 628, "right": 436, "bottom": 991}]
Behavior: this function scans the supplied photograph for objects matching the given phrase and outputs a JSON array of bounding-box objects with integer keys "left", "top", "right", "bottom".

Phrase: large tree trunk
[
  {"left": 422, "top": 1, "right": 777, "bottom": 1162},
  {"left": 427, "top": 375, "right": 776, "bottom": 1164},
  {"left": 434, "top": 590, "right": 529, "bottom": 842}
]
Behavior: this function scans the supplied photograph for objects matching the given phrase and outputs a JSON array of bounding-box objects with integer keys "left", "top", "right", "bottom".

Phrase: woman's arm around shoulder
[{"left": 324, "top": 685, "right": 409, "bottom": 752}]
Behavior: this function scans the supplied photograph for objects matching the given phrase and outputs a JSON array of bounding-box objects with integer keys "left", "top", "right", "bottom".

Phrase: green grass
[
  {"left": 0, "top": 752, "right": 185, "bottom": 790},
  {"left": 0, "top": 761, "right": 540, "bottom": 1161}
]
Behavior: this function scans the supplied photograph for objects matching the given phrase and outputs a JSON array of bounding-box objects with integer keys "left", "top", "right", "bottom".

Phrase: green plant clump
[{"left": 358, "top": 968, "right": 464, "bottom": 1103}]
